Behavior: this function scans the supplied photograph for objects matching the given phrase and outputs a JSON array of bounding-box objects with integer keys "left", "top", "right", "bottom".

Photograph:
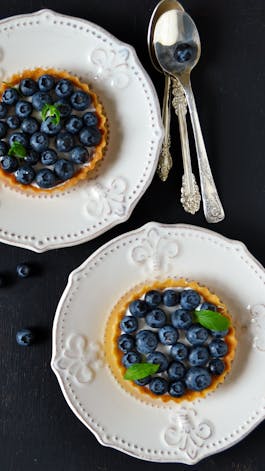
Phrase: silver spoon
[{"left": 154, "top": 8, "right": 225, "bottom": 223}]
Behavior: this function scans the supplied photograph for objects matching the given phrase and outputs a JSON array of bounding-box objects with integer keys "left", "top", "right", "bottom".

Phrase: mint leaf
[
  {"left": 41, "top": 103, "right": 60, "bottom": 125},
  {"left": 193, "top": 309, "right": 230, "bottom": 331},
  {"left": 8, "top": 141, "right": 27, "bottom": 158},
  {"left": 124, "top": 363, "right": 160, "bottom": 381}
]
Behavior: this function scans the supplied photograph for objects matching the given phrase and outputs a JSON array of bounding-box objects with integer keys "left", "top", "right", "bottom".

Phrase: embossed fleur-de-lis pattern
[
  {"left": 163, "top": 408, "right": 213, "bottom": 460},
  {"left": 250, "top": 304, "right": 265, "bottom": 352},
  {"left": 84, "top": 177, "right": 127, "bottom": 218},
  {"left": 91, "top": 47, "right": 130, "bottom": 89}
]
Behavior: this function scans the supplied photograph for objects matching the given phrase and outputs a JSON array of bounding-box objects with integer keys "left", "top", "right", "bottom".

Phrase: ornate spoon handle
[
  {"left": 157, "top": 74, "right": 173, "bottom": 181},
  {"left": 172, "top": 78, "right": 201, "bottom": 214}
]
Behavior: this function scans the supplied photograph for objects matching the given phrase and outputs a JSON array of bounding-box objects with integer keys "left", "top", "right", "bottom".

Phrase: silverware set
[{"left": 148, "top": 0, "right": 225, "bottom": 223}]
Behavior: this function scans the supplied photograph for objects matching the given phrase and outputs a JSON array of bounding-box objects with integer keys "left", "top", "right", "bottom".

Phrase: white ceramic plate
[
  {"left": 52, "top": 222, "right": 265, "bottom": 465},
  {"left": 0, "top": 10, "right": 163, "bottom": 252}
]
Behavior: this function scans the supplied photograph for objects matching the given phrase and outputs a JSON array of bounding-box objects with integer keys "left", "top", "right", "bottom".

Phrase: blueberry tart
[
  {"left": 104, "top": 279, "right": 237, "bottom": 404},
  {"left": 0, "top": 68, "right": 107, "bottom": 192}
]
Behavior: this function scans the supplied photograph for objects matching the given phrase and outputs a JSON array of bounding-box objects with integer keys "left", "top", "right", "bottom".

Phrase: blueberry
[
  {"left": 185, "top": 367, "right": 212, "bottom": 391},
  {"left": 0, "top": 121, "right": 7, "bottom": 138},
  {"left": 169, "top": 380, "right": 186, "bottom": 398},
  {"left": 0, "top": 102, "right": 7, "bottom": 118},
  {"left": 186, "top": 324, "right": 209, "bottom": 345},
  {"left": 70, "top": 91, "right": 91, "bottom": 111},
  {"left": 120, "top": 315, "right": 138, "bottom": 334},
  {"left": 2, "top": 88, "right": 19, "bottom": 105},
  {"left": 15, "top": 100, "right": 33, "bottom": 118},
  {"left": 162, "top": 289, "right": 180, "bottom": 307},
  {"left": 7, "top": 115, "right": 21, "bottom": 130},
  {"left": 170, "top": 342, "right": 189, "bottom": 361},
  {"left": 54, "top": 159, "right": 75, "bottom": 181},
  {"left": 209, "top": 359, "right": 225, "bottom": 375},
  {"left": 36, "top": 168, "right": 56, "bottom": 189},
  {"left": 15, "top": 165, "right": 35, "bottom": 185},
  {"left": 38, "top": 74, "right": 55, "bottom": 92},
  {"left": 158, "top": 325, "right": 179, "bottom": 345},
  {"left": 54, "top": 100, "right": 72, "bottom": 118},
  {"left": 0, "top": 140, "right": 8, "bottom": 156},
  {"left": 135, "top": 376, "right": 151, "bottom": 386},
  {"left": 174, "top": 43, "right": 194, "bottom": 63},
  {"left": 208, "top": 339, "right": 228, "bottom": 358},
  {"left": 0, "top": 155, "right": 18, "bottom": 172},
  {"left": 16, "top": 263, "right": 32, "bottom": 278},
  {"left": 147, "top": 352, "right": 169, "bottom": 372},
  {"left": 69, "top": 146, "right": 89, "bottom": 164},
  {"left": 19, "top": 78, "right": 38, "bottom": 96},
  {"left": 122, "top": 351, "right": 141, "bottom": 368},
  {"left": 171, "top": 309, "right": 193, "bottom": 329},
  {"left": 144, "top": 290, "right": 162, "bottom": 307},
  {"left": 79, "top": 127, "right": 102, "bottom": 146},
  {"left": 16, "top": 328, "right": 35, "bottom": 346},
  {"left": 55, "top": 79, "right": 73, "bottom": 98},
  {"left": 32, "top": 91, "right": 52, "bottom": 111},
  {"left": 24, "top": 150, "right": 40, "bottom": 166},
  {"left": 56, "top": 132, "right": 74, "bottom": 152},
  {"left": 211, "top": 328, "right": 229, "bottom": 338},
  {"left": 9, "top": 132, "right": 28, "bottom": 148},
  {"left": 30, "top": 132, "right": 49, "bottom": 152},
  {"left": 135, "top": 330, "right": 158, "bottom": 354},
  {"left": 118, "top": 334, "right": 135, "bottom": 353},
  {"left": 200, "top": 302, "right": 217, "bottom": 312},
  {"left": 65, "top": 115, "right": 83, "bottom": 134},
  {"left": 41, "top": 149, "right": 58, "bottom": 165},
  {"left": 167, "top": 361, "right": 186, "bottom": 380},
  {"left": 180, "top": 289, "right": 201, "bottom": 309},
  {"left": 83, "top": 111, "right": 98, "bottom": 127},
  {"left": 145, "top": 308, "right": 166, "bottom": 328},
  {"left": 188, "top": 346, "right": 209, "bottom": 366},
  {"left": 149, "top": 377, "right": 168, "bottom": 395},
  {"left": 129, "top": 299, "right": 148, "bottom": 318},
  {"left": 21, "top": 117, "right": 39, "bottom": 135},
  {"left": 41, "top": 117, "right": 62, "bottom": 136}
]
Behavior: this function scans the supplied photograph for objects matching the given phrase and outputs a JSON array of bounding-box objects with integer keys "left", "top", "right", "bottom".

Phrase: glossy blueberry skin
[
  {"left": 2, "top": 88, "right": 19, "bottom": 105},
  {"left": 145, "top": 308, "right": 166, "bottom": 328},
  {"left": 16, "top": 263, "right": 32, "bottom": 278},
  {"left": 186, "top": 324, "right": 209, "bottom": 345},
  {"left": 9, "top": 132, "right": 29, "bottom": 148},
  {"left": 16, "top": 328, "right": 35, "bottom": 346},
  {"left": 209, "top": 359, "right": 225, "bottom": 375},
  {"left": 0, "top": 140, "right": 8, "bottom": 156},
  {"left": 0, "top": 155, "right": 18, "bottom": 172},
  {"left": 118, "top": 334, "right": 135, "bottom": 353},
  {"left": 32, "top": 91, "right": 52, "bottom": 111},
  {"left": 135, "top": 376, "right": 151, "bottom": 386},
  {"left": 211, "top": 328, "right": 229, "bottom": 338},
  {"left": 83, "top": 111, "right": 98, "bottom": 127},
  {"left": 174, "top": 43, "right": 194, "bottom": 63},
  {"left": 149, "top": 377, "right": 168, "bottom": 395},
  {"left": 70, "top": 91, "right": 91, "bottom": 111},
  {"left": 21, "top": 117, "right": 39, "bottom": 135},
  {"left": 79, "top": 127, "right": 102, "bottom": 146},
  {"left": 55, "top": 79, "right": 73, "bottom": 98},
  {"left": 120, "top": 315, "right": 138, "bottom": 334},
  {"left": 24, "top": 150, "right": 40, "bottom": 166},
  {"left": 208, "top": 339, "right": 228, "bottom": 358},
  {"left": 169, "top": 380, "right": 186, "bottom": 397},
  {"left": 180, "top": 289, "right": 201, "bottom": 310},
  {"left": 19, "top": 78, "right": 38, "bottom": 96},
  {"left": 122, "top": 351, "right": 141, "bottom": 368},
  {"left": 55, "top": 99, "right": 72, "bottom": 119},
  {"left": 158, "top": 325, "right": 179, "bottom": 346},
  {"left": 15, "top": 100, "right": 33, "bottom": 118},
  {"left": 69, "top": 146, "right": 89, "bottom": 164},
  {"left": 30, "top": 132, "right": 49, "bottom": 152},
  {"left": 38, "top": 74, "right": 55, "bottom": 92},
  {"left": 171, "top": 309, "right": 193, "bottom": 329},
  {"left": 162, "top": 289, "right": 180, "bottom": 307},
  {"left": 56, "top": 132, "right": 74, "bottom": 152},
  {"left": 200, "top": 302, "right": 217, "bottom": 312},
  {"left": 0, "top": 121, "right": 7, "bottom": 139},
  {"left": 129, "top": 299, "right": 148, "bottom": 318},
  {"left": 41, "top": 149, "right": 58, "bottom": 165},
  {"left": 135, "top": 330, "right": 158, "bottom": 354},
  {"left": 167, "top": 361, "right": 186, "bottom": 380},
  {"left": 188, "top": 346, "right": 210, "bottom": 367},
  {"left": 0, "top": 103, "right": 7, "bottom": 118},
  {"left": 36, "top": 168, "right": 56, "bottom": 189},
  {"left": 15, "top": 165, "right": 35, "bottom": 185},
  {"left": 54, "top": 159, "right": 75, "bottom": 181},
  {"left": 41, "top": 117, "right": 62, "bottom": 136},
  {"left": 7, "top": 115, "right": 21, "bottom": 130},
  {"left": 65, "top": 115, "right": 83, "bottom": 134},
  {"left": 170, "top": 342, "right": 189, "bottom": 361},
  {"left": 147, "top": 351, "right": 169, "bottom": 373},
  {"left": 144, "top": 290, "right": 162, "bottom": 308},
  {"left": 185, "top": 367, "right": 212, "bottom": 391}
]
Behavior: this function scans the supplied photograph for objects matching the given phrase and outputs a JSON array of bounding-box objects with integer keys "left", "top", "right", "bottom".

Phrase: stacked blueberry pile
[
  {"left": 0, "top": 73, "right": 102, "bottom": 188},
  {"left": 118, "top": 288, "right": 229, "bottom": 398}
]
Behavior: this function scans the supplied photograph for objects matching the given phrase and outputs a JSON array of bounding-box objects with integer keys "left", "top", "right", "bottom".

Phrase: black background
[{"left": 0, "top": 1, "right": 264, "bottom": 470}]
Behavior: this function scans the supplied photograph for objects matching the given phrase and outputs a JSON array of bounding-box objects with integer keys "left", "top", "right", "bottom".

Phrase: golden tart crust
[
  {"left": 104, "top": 278, "right": 237, "bottom": 404},
  {"left": 0, "top": 68, "right": 107, "bottom": 193}
]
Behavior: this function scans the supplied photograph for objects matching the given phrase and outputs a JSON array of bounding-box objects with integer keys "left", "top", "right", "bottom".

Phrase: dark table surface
[{"left": 0, "top": 1, "right": 264, "bottom": 470}]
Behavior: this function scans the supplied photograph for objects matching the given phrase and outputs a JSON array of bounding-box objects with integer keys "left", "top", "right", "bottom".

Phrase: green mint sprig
[
  {"left": 8, "top": 141, "right": 27, "bottom": 158},
  {"left": 193, "top": 309, "right": 230, "bottom": 332},
  {"left": 124, "top": 363, "right": 160, "bottom": 381},
  {"left": 41, "top": 103, "right": 61, "bottom": 126}
]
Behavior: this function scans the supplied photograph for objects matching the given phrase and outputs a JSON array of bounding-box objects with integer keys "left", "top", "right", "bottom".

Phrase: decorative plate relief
[
  {"left": 91, "top": 47, "right": 130, "bottom": 88},
  {"left": 83, "top": 177, "right": 127, "bottom": 218},
  {"left": 55, "top": 334, "right": 103, "bottom": 384},
  {"left": 163, "top": 407, "right": 213, "bottom": 460},
  {"left": 250, "top": 304, "right": 265, "bottom": 352}
]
